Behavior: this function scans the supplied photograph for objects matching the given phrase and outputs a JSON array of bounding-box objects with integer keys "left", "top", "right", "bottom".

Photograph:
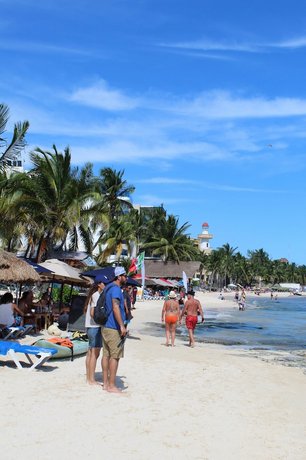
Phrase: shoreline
[
  {"left": 130, "top": 291, "right": 306, "bottom": 371},
  {"left": 1, "top": 291, "right": 306, "bottom": 459}
]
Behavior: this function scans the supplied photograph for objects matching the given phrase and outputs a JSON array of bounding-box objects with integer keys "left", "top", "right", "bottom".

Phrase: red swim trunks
[
  {"left": 186, "top": 315, "right": 197, "bottom": 330},
  {"left": 165, "top": 314, "right": 178, "bottom": 324}
]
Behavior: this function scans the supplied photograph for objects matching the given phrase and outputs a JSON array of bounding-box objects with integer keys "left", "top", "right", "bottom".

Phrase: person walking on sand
[
  {"left": 161, "top": 290, "right": 180, "bottom": 347},
  {"left": 131, "top": 286, "right": 138, "bottom": 309},
  {"left": 102, "top": 266, "right": 127, "bottom": 394},
  {"left": 179, "top": 290, "right": 204, "bottom": 348},
  {"left": 84, "top": 276, "right": 105, "bottom": 385}
]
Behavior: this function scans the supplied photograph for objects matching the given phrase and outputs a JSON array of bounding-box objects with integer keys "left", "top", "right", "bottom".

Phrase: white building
[
  {"left": 198, "top": 222, "right": 213, "bottom": 254},
  {"left": 0, "top": 151, "right": 24, "bottom": 174}
]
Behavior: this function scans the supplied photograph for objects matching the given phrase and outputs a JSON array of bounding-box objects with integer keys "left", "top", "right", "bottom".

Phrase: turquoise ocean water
[
  {"left": 144, "top": 295, "right": 306, "bottom": 371},
  {"left": 195, "top": 295, "right": 306, "bottom": 350},
  {"left": 185, "top": 295, "right": 306, "bottom": 371}
]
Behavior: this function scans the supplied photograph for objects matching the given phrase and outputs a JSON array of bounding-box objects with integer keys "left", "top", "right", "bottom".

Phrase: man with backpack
[{"left": 102, "top": 266, "right": 127, "bottom": 393}]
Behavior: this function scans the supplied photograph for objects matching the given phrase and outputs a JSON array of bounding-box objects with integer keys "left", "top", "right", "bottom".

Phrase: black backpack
[{"left": 93, "top": 284, "right": 114, "bottom": 325}]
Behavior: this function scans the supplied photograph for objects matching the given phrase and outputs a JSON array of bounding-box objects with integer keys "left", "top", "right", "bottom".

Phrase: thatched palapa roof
[
  {"left": 144, "top": 260, "right": 201, "bottom": 278},
  {"left": 0, "top": 250, "right": 41, "bottom": 283}
]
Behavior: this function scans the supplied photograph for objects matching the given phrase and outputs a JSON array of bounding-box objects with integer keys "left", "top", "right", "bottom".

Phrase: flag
[
  {"left": 182, "top": 271, "right": 188, "bottom": 292},
  {"left": 136, "top": 252, "right": 145, "bottom": 298},
  {"left": 136, "top": 252, "right": 145, "bottom": 272},
  {"left": 128, "top": 258, "right": 137, "bottom": 274},
  {"left": 141, "top": 260, "right": 145, "bottom": 292}
]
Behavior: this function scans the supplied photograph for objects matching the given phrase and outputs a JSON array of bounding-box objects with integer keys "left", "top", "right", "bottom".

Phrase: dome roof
[{"left": 202, "top": 222, "right": 209, "bottom": 227}]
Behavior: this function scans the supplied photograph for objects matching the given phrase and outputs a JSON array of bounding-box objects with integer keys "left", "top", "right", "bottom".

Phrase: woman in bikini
[{"left": 161, "top": 290, "right": 180, "bottom": 347}]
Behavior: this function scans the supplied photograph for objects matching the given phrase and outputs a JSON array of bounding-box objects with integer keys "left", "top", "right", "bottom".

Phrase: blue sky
[{"left": 1, "top": 0, "right": 306, "bottom": 264}]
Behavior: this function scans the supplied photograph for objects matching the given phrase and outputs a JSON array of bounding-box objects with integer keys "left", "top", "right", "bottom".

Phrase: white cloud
[
  {"left": 135, "top": 177, "right": 194, "bottom": 185},
  {"left": 159, "top": 39, "right": 259, "bottom": 53},
  {"left": 6, "top": 81, "right": 306, "bottom": 176},
  {"left": 159, "top": 35, "right": 306, "bottom": 54},
  {"left": 137, "top": 194, "right": 193, "bottom": 206},
  {"left": 69, "top": 80, "right": 140, "bottom": 111},
  {"left": 0, "top": 39, "right": 93, "bottom": 56},
  {"left": 69, "top": 139, "right": 230, "bottom": 165},
  {"left": 170, "top": 91, "right": 306, "bottom": 119},
  {"left": 135, "top": 177, "right": 285, "bottom": 193},
  {"left": 274, "top": 36, "right": 306, "bottom": 49}
]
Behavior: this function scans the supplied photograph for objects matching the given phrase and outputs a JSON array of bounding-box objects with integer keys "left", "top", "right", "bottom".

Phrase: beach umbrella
[
  {"left": 150, "top": 278, "right": 172, "bottom": 287},
  {"left": 0, "top": 250, "right": 41, "bottom": 283},
  {"left": 39, "top": 259, "right": 90, "bottom": 286},
  {"left": 126, "top": 277, "right": 141, "bottom": 287},
  {"left": 82, "top": 267, "right": 140, "bottom": 287},
  {"left": 82, "top": 266, "right": 114, "bottom": 283},
  {"left": 23, "top": 259, "right": 54, "bottom": 274}
]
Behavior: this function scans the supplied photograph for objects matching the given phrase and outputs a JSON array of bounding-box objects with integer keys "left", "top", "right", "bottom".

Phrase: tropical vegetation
[{"left": 199, "top": 246, "right": 306, "bottom": 289}]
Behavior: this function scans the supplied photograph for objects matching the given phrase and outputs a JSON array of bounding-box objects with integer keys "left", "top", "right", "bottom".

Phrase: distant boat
[{"left": 293, "top": 291, "right": 302, "bottom": 296}]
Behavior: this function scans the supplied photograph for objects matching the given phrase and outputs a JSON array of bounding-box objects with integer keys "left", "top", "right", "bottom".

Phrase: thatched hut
[
  {"left": 144, "top": 260, "right": 201, "bottom": 279},
  {"left": 0, "top": 250, "right": 41, "bottom": 283}
]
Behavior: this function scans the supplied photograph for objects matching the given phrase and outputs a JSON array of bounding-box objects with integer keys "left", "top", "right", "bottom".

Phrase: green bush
[{"left": 51, "top": 285, "right": 80, "bottom": 304}]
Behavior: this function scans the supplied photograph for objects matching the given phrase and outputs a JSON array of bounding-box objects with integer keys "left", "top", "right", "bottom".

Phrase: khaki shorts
[{"left": 102, "top": 327, "right": 124, "bottom": 359}]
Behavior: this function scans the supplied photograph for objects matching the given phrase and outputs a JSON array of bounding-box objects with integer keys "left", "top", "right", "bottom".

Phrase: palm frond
[{"left": 1, "top": 121, "right": 29, "bottom": 161}]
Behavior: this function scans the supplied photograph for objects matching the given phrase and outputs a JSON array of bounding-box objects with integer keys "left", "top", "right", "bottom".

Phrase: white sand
[{"left": 1, "top": 291, "right": 306, "bottom": 460}]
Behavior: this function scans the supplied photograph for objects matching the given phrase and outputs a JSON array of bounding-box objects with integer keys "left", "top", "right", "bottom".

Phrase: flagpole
[
  {"left": 141, "top": 259, "right": 145, "bottom": 300},
  {"left": 136, "top": 252, "right": 145, "bottom": 301},
  {"left": 182, "top": 271, "right": 188, "bottom": 292}
]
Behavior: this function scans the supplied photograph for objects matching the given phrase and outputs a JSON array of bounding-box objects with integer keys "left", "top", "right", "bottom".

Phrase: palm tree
[
  {"left": 0, "top": 103, "right": 29, "bottom": 169},
  {"left": 0, "top": 170, "right": 25, "bottom": 250},
  {"left": 142, "top": 214, "right": 199, "bottom": 262},
  {"left": 140, "top": 205, "right": 167, "bottom": 245},
  {"left": 269, "top": 259, "right": 286, "bottom": 285},
  {"left": 204, "top": 250, "right": 223, "bottom": 290},
  {"left": 233, "top": 252, "right": 252, "bottom": 286},
  {"left": 198, "top": 252, "right": 211, "bottom": 287},
  {"left": 94, "top": 168, "right": 135, "bottom": 222},
  {"left": 96, "top": 214, "right": 137, "bottom": 264},
  {"left": 248, "top": 248, "right": 271, "bottom": 287},
  {"left": 297, "top": 265, "right": 306, "bottom": 286},
  {"left": 11, "top": 145, "right": 95, "bottom": 260},
  {"left": 217, "top": 243, "right": 238, "bottom": 287}
]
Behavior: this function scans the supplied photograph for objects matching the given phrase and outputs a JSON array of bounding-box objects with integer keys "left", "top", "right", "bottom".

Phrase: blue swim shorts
[{"left": 86, "top": 327, "right": 102, "bottom": 348}]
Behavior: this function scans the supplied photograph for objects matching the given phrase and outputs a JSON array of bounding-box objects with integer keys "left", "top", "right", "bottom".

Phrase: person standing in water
[
  {"left": 161, "top": 290, "right": 180, "bottom": 347},
  {"left": 179, "top": 290, "right": 204, "bottom": 347}
]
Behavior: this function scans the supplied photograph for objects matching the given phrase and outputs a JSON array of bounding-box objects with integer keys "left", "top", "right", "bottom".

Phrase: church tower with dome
[{"left": 198, "top": 222, "right": 213, "bottom": 254}]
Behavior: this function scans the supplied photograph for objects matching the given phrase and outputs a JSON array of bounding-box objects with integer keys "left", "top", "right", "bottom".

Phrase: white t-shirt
[
  {"left": 0, "top": 303, "right": 15, "bottom": 327},
  {"left": 85, "top": 291, "right": 101, "bottom": 328}
]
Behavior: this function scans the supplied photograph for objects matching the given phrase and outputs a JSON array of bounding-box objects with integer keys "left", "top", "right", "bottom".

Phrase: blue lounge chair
[
  {"left": 0, "top": 325, "right": 34, "bottom": 340},
  {"left": 0, "top": 340, "right": 57, "bottom": 370}
]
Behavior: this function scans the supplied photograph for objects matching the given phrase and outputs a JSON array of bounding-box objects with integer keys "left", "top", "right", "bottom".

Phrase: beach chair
[
  {"left": 0, "top": 326, "right": 20, "bottom": 340},
  {"left": 0, "top": 325, "right": 34, "bottom": 340},
  {"left": 0, "top": 340, "right": 57, "bottom": 370}
]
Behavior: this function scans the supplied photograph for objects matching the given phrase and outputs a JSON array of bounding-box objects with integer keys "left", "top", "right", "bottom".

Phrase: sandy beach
[{"left": 1, "top": 291, "right": 306, "bottom": 460}]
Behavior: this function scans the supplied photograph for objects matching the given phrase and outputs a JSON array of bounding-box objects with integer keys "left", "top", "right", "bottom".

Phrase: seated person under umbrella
[{"left": 0, "top": 292, "right": 25, "bottom": 328}]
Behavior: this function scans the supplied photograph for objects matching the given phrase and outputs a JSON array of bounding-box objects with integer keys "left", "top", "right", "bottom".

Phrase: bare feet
[
  {"left": 102, "top": 382, "right": 108, "bottom": 391},
  {"left": 87, "top": 380, "right": 101, "bottom": 386},
  {"left": 107, "top": 386, "right": 123, "bottom": 394}
]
